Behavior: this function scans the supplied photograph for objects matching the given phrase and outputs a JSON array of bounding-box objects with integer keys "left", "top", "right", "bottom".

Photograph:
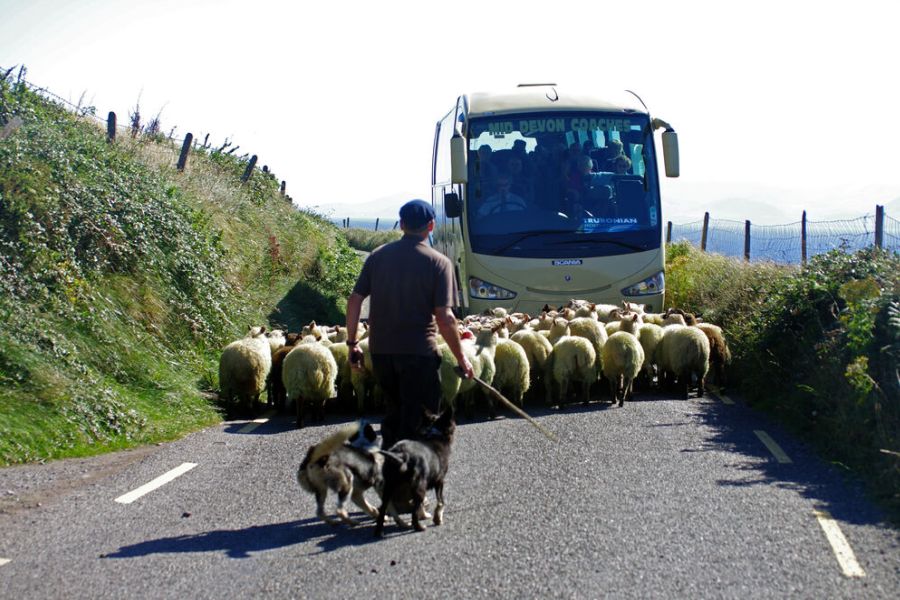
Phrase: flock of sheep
[
  {"left": 217, "top": 300, "right": 731, "bottom": 427},
  {"left": 219, "top": 300, "right": 731, "bottom": 426}
]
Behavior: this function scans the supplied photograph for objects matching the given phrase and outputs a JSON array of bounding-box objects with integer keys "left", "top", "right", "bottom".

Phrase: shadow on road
[
  {"left": 689, "top": 391, "right": 889, "bottom": 528},
  {"left": 104, "top": 515, "right": 385, "bottom": 559}
]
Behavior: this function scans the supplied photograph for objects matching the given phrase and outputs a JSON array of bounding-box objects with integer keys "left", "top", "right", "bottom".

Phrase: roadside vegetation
[
  {"left": 340, "top": 227, "right": 402, "bottom": 252},
  {"left": 666, "top": 241, "right": 900, "bottom": 521},
  {"left": 0, "top": 70, "right": 358, "bottom": 464}
]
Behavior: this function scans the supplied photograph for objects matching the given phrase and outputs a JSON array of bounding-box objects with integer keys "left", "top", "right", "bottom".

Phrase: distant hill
[{"left": 307, "top": 182, "right": 900, "bottom": 227}]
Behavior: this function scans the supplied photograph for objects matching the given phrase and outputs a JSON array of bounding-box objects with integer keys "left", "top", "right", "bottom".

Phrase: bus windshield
[{"left": 465, "top": 111, "right": 661, "bottom": 258}]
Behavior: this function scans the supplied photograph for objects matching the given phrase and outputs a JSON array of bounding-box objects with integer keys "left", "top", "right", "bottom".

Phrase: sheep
[
  {"left": 492, "top": 338, "right": 531, "bottom": 407},
  {"left": 601, "top": 329, "right": 645, "bottom": 406},
  {"left": 327, "top": 342, "right": 355, "bottom": 409},
  {"left": 458, "top": 327, "right": 499, "bottom": 418},
  {"left": 545, "top": 317, "right": 570, "bottom": 345},
  {"left": 266, "top": 329, "right": 286, "bottom": 356},
  {"left": 695, "top": 322, "right": 731, "bottom": 389},
  {"left": 510, "top": 328, "right": 553, "bottom": 398},
  {"left": 573, "top": 303, "right": 599, "bottom": 320},
  {"left": 636, "top": 322, "right": 665, "bottom": 387},
  {"left": 218, "top": 326, "right": 272, "bottom": 416},
  {"left": 350, "top": 338, "right": 379, "bottom": 413},
  {"left": 267, "top": 343, "right": 296, "bottom": 411},
  {"left": 546, "top": 335, "right": 597, "bottom": 405},
  {"left": 282, "top": 338, "right": 338, "bottom": 427},
  {"left": 568, "top": 316, "right": 608, "bottom": 358},
  {"left": 656, "top": 324, "right": 710, "bottom": 399}
]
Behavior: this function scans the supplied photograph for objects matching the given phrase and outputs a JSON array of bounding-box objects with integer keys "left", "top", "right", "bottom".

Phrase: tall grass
[
  {"left": 0, "top": 72, "right": 359, "bottom": 463},
  {"left": 666, "top": 241, "right": 900, "bottom": 521}
]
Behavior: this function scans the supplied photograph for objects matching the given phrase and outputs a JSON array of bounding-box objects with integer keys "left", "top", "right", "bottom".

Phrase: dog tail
[
  {"left": 379, "top": 450, "right": 409, "bottom": 473},
  {"left": 303, "top": 422, "right": 360, "bottom": 467}
]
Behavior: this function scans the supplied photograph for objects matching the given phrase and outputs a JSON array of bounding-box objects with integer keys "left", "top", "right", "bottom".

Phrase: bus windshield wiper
[{"left": 491, "top": 229, "right": 572, "bottom": 255}]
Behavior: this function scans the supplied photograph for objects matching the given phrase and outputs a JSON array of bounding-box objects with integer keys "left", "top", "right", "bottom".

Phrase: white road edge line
[
  {"left": 237, "top": 409, "right": 276, "bottom": 434},
  {"left": 0, "top": 557, "right": 10, "bottom": 567},
  {"left": 753, "top": 430, "right": 793, "bottom": 463},
  {"left": 814, "top": 510, "right": 866, "bottom": 578},
  {"left": 114, "top": 462, "right": 198, "bottom": 504}
]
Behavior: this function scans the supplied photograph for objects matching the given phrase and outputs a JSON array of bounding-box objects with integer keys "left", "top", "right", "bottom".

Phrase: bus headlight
[
  {"left": 621, "top": 271, "right": 664, "bottom": 296},
  {"left": 469, "top": 277, "right": 517, "bottom": 300}
]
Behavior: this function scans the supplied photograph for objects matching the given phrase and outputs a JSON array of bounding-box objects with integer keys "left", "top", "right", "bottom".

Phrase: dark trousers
[{"left": 371, "top": 353, "right": 442, "bottom": 449}]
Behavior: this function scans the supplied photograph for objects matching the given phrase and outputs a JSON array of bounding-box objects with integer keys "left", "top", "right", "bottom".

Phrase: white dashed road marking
[
  {"left": 753, "top": 430, "right": 793, "bottom": 463},
  {"left": 0, "top": 558, "right": 10, "bottom": 567},
  {"left": 115, "top": 462, "right": 198, "bottom": 504},
  {"left": 237, "top": 409, "right": 276, "bottom": 434},
  {"left": 814, "top": 510, "right": 866, "bottom": 578}
]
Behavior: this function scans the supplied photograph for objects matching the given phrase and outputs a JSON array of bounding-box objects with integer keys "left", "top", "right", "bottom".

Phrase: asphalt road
[{"left": 1, "top": 390, "right": 898, "bottom": 599}]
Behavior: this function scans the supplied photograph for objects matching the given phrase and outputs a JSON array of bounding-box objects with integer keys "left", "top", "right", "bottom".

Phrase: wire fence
[
  {"left": 670, "top": 208, "right": 896, "bottom": 264},
  {"left": 1, "top": 65, "right": 291, "bottom": 197}
]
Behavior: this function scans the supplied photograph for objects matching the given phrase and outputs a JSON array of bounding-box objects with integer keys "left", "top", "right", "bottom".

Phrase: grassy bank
[
  {"left": 666, "top": 242, "right": 900, "bottom": 521},
  {"left": 0, "top": 71, "right": 359, "bottom": 463}
]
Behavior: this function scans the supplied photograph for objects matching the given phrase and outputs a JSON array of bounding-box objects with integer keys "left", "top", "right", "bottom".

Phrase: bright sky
[{"left": 2, "top": 0, "right": 900, "bottom": 223}]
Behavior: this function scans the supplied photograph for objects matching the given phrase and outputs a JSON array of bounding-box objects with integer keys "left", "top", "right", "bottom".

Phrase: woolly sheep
[
  {"left": 350, "top": 338, "right": 380, "bottom": 413},
  {"left": 568, "top": 316, "right": 608, "bottom": 357},
  {"left": 546, "top": 317, "right": 570, "bottom": 345},
  {"left": 601, "top": 330, "right": 645, "bottom": 406},
  {"left": 219, "top": 326, "right": 272, "bottom": 415},
  {"left": 266, "top": 329, "right": 286, "bottom": 356},
  {"left": 656, "top": 325, "right": 710, "bottom": 399},
  {"left": 460, "top": 327, "right": 499, "bottom": 417},
  {"left": 636, "top": 322, "right": 665, "bottom": 384},
  {"left": 546, "top": 335, "right": 597, "bottom": 405},
  {"left": 282, "top": 338, "right": 338, "bottom": 427},
  {"left": 267, "top": 343, "right": 295, "bottom": 411},
  {"left": 695, "top": 322, "right": 731, "bottom": 389},
  {"left": 327, "top": 342, "right": 355, "bottom": 408},
  {"left": 510, "top": 329, "right": 553, "bottom": 398},
  {"left": 492, "top": 338, "right": 531, "bottom": 407}
]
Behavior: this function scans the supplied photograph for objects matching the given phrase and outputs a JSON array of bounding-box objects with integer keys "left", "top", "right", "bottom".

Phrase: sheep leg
[
  {"left": 697, "top": 372, "right": 706, "bottom": 397},
  {"left": 621, "top": 377, "right": 634, "bottom": 406},
  {"left": 296, "top": 396, "right": 305, "bottom": 428}
]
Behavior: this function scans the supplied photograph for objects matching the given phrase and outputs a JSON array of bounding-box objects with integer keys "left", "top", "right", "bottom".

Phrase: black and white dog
[
  {"left": 297, "top": 420, "right": 383, "bottom": 526},
  {"left": 375, "top": 408, "right": 456, "bottom": 537}
]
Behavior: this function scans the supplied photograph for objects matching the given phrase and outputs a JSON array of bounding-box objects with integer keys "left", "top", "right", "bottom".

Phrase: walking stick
[{"left": 454, "top": 367, "right": 558, "bottom": 442}]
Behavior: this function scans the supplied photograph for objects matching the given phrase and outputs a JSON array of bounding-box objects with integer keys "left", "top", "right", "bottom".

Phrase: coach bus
[{"left": 430, "top": 84, "right": 679, "bottom": 316}]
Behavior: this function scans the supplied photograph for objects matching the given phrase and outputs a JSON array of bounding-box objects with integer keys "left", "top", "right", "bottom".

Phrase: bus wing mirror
[
  {"left": 445, "top": 192, "right": 462, "bottom": 219},
  {"left": 662, "top": 130, "right": 680, "bottom": 178},
  {"left": 451, "top": 135, "right": 468, "bottom": 184}
]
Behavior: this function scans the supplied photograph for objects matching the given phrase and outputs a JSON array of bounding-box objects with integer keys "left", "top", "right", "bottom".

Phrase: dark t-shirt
[{"left": 352, "top": 234, "right": 457, "bottom": 356}]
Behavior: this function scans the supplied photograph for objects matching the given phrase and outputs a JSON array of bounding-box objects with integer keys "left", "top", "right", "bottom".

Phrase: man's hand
[
  {"left": 349, "top": 346, "right": 365, "bottom": 370},
  {"left": 456, "top": 357, "right": 475, "bottom": 380}
]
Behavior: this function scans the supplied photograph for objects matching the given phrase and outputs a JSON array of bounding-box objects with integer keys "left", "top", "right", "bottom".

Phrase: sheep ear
[
  {"left": 632, "top": 314, "right": 638, "bottom": 322},
  {"left": 260, "top": 325, "right": 267, "bottom": 334}
]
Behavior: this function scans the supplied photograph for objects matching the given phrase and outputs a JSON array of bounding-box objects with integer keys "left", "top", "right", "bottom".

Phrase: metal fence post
[
  {"left": 744, "top": 220, "right": 751, "bottom": 262},
  {"left": 875, "top": 204, "right": 884, "bottom": 248},
  {"left": 375, "top": 218, "right": 379, "bottom": 231},
  {"left": 801, "top": 210, "right": 807, "bottom": 265},
  {"left": 700, "top": 212, "right": 710, "bottom": 251}
]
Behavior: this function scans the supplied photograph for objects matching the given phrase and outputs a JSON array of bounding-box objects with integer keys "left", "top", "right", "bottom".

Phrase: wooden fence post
[
  {"left": 107, "top": 112, "right": 116, "bottom": 143},
  {"left": 666, "top": 221, "right": 672, "bottom": 244},
  {"left": 176, "top": 133, "right": 193, "bottom": 171},
  {"left": 801, "top": 210, "right": 807, "bottom": 265},
  {"left": 744, "top": 220, "right": 751, "bottom": 262},
  {"left": 700, "top": 212, "right": 710, "bottom": 251},
  {"left": 346, "top": 218, "right": 351, "bottom": 228},
  {"left": 875, "top": 204, "right": 884, "bottom": 248},
  {"left": 280, "top": 181, "right": 286, "bottom": 196},
  {"left": 241, "top": 155, "right": 258, "bottom": 183},
  {"left": 375, "top": 218, "right": 380, "bottom": 231},
  {"left": 393, "top": 221, "right": 399, "bottom": 230}
]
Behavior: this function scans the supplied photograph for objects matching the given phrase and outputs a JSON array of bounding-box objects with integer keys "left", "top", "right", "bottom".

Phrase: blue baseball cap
[{"left": 399, "top": 199, "right": 435, "bottom": 229}]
